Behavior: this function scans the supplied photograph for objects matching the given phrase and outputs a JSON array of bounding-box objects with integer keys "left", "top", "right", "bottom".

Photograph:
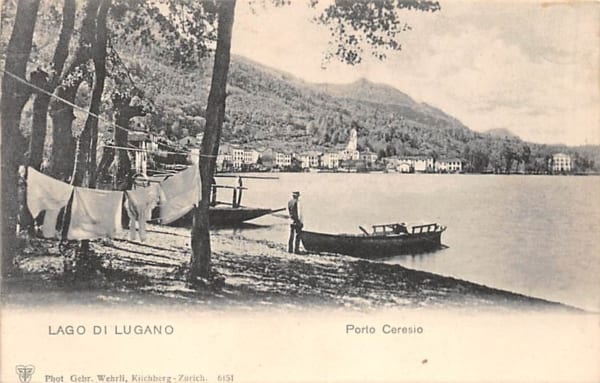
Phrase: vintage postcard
[{"left": 1, "top": 0, "right": 599, "bottom": 382}]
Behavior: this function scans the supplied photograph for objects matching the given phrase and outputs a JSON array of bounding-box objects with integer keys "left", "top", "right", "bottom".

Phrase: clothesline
[
  {"left": 1, "top": 68, "right": 216, "bottom": 159},
  {"left": 102, "top": 144, "right": 217, "bottom": 158},
  {"left": 26, "top": 165, "right": 201, "bottom": 242},
  {"left": 1, "top": 68, "right": 141, "bottom": 136}
]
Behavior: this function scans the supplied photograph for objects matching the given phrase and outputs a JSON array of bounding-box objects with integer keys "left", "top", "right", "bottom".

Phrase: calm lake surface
[{"left": 215, "top": 173, "right": 600, "bottom": 311}]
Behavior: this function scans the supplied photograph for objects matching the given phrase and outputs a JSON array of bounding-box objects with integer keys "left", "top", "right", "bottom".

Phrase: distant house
[
  {"left": 549, "top": 153, "right": 572, "bottom": 173},
  {"left": 359, "top": 151, "right": 378, "bottom": 167},
  {"left": 129, "top": 132, "right": 151, "bottom": 176},
  {"left": 243, "top": 149, "right": 260, "bottom": 165},
  {"left": 397, "top": 156, "right": 434, "bottom": 172},
  {"left": 436, "top": 158, "right": 463, "bottom": 173},
  {"left": 232, "top": 147, "right": 245, "bottom": 169},
  {"left": 217, "top": 144, "right": 233, "bottom": 171},
  {"left": 339, "top": 149, "right": 360, "bottom": 161},
  {"left": 397, "top": 162, "right": 411, "bottom": 173},
  {"left": 178, "top": 135, "right": 199, "bottom": 148},
  {"left": 322, "top": 152, "right": 340, "bottom": 169},
  {"left": 275, "top": 151, "right": 292, "bottom": 168},
  {"left": 300, "top": 151, "right": 322, "bottom": 169},
  {"left": 127, "top": 132, "right": 188, "bottom": 174}
]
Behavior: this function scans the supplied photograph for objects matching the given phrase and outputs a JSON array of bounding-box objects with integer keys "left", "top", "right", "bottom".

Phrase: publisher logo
[{"left": 15, "top": 365, "right": 35, "bottom": 383}]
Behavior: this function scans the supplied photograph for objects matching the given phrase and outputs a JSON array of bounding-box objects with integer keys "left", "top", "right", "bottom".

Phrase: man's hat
[{"left": 292, "top": 191, "right": 300, "bottom": 196}]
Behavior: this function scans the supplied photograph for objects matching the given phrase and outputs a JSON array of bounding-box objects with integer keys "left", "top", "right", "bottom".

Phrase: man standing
[{"left": 287, "top": 191, "right": 303, "bottom": 253}]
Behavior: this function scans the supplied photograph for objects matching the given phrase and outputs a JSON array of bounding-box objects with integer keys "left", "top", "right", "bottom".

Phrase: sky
[{"left": 230, "top": 1, "right": 600, "bottom": 146}]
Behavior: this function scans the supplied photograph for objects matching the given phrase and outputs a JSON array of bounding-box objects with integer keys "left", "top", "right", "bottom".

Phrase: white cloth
[
  {"left": 126, "top": 184, "right": 163, "bottom": 241},
  {"left": 67, "top": 187, "right": 123, "bottom": 240},
  {"left": 159, "top": 166, "right": 201, "bottom": 224},
  {"left": 26, "top": 167, "right": 73, "bottom": 218},
  {"left": 41, "top": 209, "right": 62, "bottom": 238}
]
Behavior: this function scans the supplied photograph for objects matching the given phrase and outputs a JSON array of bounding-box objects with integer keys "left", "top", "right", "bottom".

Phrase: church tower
[{"left": 346, "top": 128, "right": 358, "bottom": 151}]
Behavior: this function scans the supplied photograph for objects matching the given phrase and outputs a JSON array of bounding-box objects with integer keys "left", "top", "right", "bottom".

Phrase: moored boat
[
  {"left": 136, "top": 171, "right": 283, "bottom": 227},
  {"left": 300, "top": 223, "right": 446, "bottom": 258},
  {"left": 167, "top": 206, "right": 283, "bottom": 227}
]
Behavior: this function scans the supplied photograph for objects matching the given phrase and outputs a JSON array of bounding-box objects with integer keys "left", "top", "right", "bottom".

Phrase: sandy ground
[{"left": 1, "top": 224, "right": 577, "bottom": 312}]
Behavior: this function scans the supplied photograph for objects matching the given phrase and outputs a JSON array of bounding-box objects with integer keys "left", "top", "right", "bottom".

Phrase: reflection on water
[{"left": 215, "top": 173, "right": 600, "bottom": 311}]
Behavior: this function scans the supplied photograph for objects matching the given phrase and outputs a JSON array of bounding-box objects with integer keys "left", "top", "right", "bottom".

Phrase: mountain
[
  {"left": 119, "top": 51, "right": 599, "bottom": 172},
  {"left": 222, "top": 55, "right": 477, "bottom": 155},
  {"left": 314, "top": 78, "right": 418, "bottom": 108},
  {"left": 485, "top": 128, "right": 520, "bottom": 139}
]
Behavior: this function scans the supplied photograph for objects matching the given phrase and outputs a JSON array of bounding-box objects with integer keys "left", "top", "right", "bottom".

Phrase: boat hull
[
  {"left": 300, "top": 230, "right": 444, "bottom": 258},
  {"left": 209, "top": 207, "right": 273, "bottom": 226},
  {"left": 166, "top": 207, "right": 274, "bottom": 227}
]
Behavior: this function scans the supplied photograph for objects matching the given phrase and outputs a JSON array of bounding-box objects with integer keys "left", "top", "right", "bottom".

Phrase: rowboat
[
  {"left": 209, "top": 206, "right": 280, "bottom": 226},
  {"left": 167, "top": 206, "right": 283, "bottom": 227},
  {"left": 300, "top": 223, "right": 446, "bottom": 258}
]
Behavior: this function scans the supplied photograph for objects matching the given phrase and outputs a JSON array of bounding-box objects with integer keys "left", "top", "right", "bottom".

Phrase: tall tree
[
  {"left": 109, "top": 92, "right": 146, "bottom": 190},
  {"left": 49, "top": 0, "right": 101, "bottom": 181},
  {"left": 190, "top": 0, "right": 236, "bottom": 280},
  {"left": 519, "top": 143, "right": 531, "bottom": 173},
  {"left": 0, "top": 0, "right": 41, "bottom": 277},
  {"left": 72, "top": 0, "right": 112, "bottom": 188},
  {"left": 28, "top": 0, "right": 76, "bottom": 171}
]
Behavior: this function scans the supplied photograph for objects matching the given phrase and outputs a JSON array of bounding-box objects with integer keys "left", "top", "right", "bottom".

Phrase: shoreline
[{"left": 1, "top": 224, "right": 583, "bottom": 313}]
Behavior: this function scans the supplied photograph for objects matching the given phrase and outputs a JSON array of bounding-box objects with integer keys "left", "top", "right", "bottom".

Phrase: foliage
[
  {"left": 110, "top": 0, "right": 218, "bottom": 67},
  {"left": 117, "top": 52, "right": 598, "bottom": 173},
  {"left": 314, "top": 0, "right": 441, "bottom": 65}
]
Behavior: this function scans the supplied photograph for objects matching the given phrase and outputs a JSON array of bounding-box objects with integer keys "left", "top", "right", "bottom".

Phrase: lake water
[{"left": 214, "top": 173, "right": 600, "bottom": 312}]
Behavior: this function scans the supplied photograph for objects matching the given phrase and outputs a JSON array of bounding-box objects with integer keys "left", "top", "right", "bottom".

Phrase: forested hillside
[{"left": 116, "top": 49, "right": 599, "bottom": 173}]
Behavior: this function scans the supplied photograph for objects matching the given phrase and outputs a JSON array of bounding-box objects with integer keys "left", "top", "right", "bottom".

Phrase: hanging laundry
[
  {"left": 26, "top": 167, "right": 73, "bottom": 218},
  {"left": 41, "top": 209, "right": 62, "bottom": 238},
  {"left": 159, "top": 166, "right": 201, "bottom": 224},
  {"left": 125, "top": 183, "right": 163, "bottom": 242},
  {"left": 67, "top": 187, "right": 123, "bottom": 240}
]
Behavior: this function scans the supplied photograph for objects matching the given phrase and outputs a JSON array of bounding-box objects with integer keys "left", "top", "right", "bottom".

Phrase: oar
[
  {"left": 271, "top": 208, "right": 289, "bottom": 219},
  {"left": 358, "top": 226, "right": 370, "bottom": 236}
]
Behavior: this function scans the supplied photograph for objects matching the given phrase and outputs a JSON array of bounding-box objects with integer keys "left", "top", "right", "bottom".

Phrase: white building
[
  {"left": 397, "top": 156, "right": 434, "bottom": 172},
  {"left": 243, "top": 149, "right": 260, "bottom": 165},
  {"left": 275, "top": 152, "right": 292, "bottom": 168},
  {"left": 300, "top": 151, "right": 322, "bottom": 169},
  {"left": 397, "top": 162, "right": 411, "bottom": 173},
  {"left": 216, "top": 144, "right": 233, "bottom": 171},
  {"left": 550, "top": 153, "right": 572, "bottom": 173},
  {"left": 435, "top": 158, "right": 462, "bottom": 173},
  {"left": 340, "top": 149, "right": 360, "bottom": 161},
  {"left": 322, "top": 152, "right": 340, "bottom": 169},
  {"left": 232, "top": 147, "right": 245, "bottom": 169},
  {"left": 360, "top": 151, "right": 378, "bottom": 166},
  {"left": 339, "top": 128, "right": 360, "bottom": 161}
]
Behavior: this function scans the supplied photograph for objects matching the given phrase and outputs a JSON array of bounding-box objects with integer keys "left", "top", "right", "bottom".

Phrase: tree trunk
[
  {"left": 70, "top": 0, "right": 110, "bottom": 276},
  {"left": 112, "top": 120, "right": 131, "bottom": 190},
  {"left": 29, "top": 0, "right": 76, "bottom": 171},
  {"left": 96, "top": 97, "right": 145, "bottom": 189},
  {"left": 190, "top": 0, "right": 236, "bottom": 281},
  {"left": 72, "top": 0, "right": 110, "bottom": 187},
  {"left": 0, "top": 0, "right": 41, "bottom": 277},
  {"left": 49, "top": 0, "right": 100, "bottom": 181},
  {"left": 88, "top": 0, "right": 110, "bottom": 189}
]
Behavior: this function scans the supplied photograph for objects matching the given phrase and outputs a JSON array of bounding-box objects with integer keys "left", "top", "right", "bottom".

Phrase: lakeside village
[{"left": 127, "top": 127, "right": 575, "bottom": 176}]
